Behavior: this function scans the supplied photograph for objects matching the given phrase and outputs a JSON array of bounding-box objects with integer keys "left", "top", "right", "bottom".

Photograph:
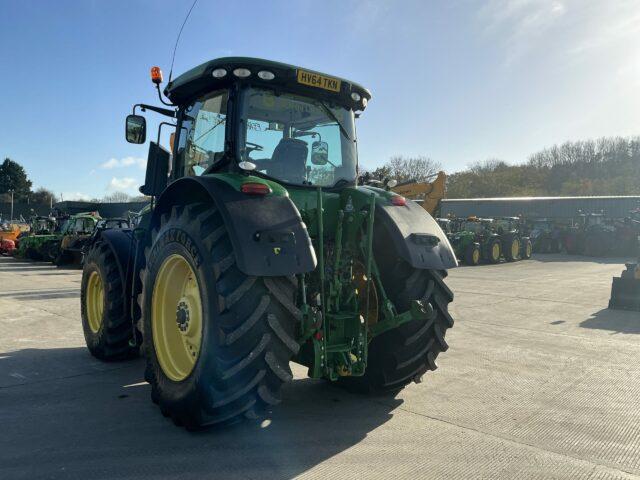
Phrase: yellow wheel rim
[
  {"left": 86, "top": 270, "right": 104, "bottom": 334},
  {"left": 512, "top": 240, "right": 520, "bottom": 259},
  {"left": 492, "top": 243, "right": 500, "bottom": 260},
  {"left": 472, "top": 249, "right": 480, "bottom": 265},
  {"left": 527, "top": 243, "right": 532, "bottom": 257},
  {"left": 152, "top": 254, "right": 203, "bottom": 382}
]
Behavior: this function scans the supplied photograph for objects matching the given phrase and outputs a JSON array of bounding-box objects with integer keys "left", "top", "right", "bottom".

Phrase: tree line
[
  {"left": 5, "top": 135, "right": 640, "bottom": 205},
  {"left": 368, "top": 136, "right": 640, "bottom": 198},
  {"left": 0, "top": 157, "right": 146, "bottom": 205},
  {"left": 0, "top": 158, "right": 57, "bottom": 205}
]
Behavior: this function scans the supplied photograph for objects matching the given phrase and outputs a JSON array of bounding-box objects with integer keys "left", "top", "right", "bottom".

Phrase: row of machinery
[
  {"left": 0, "top": 213, "right": 132, "bottom": 265},
  {"left": 437, "top": 216, "right": 532, "bottom": 265},
  {"left": 437, "top": 210, "right": 640, "bottom": 259}
]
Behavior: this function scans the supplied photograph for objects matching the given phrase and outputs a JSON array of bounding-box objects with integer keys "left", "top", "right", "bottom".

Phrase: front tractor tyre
[
  {"left": 140, "top": 203, "right": 299, "bottom": 429},
  {"left": 503, "top": 235, "right": 521, "bottom": 262},
  {"left": 81, "top": 242, "right": 137, "bottom": 360},
  {"left": 485, "top": 238, "right": 501, "bottom": 264},
  {"left": 464, "top": 242, "right": 481, "bottom": 266}
]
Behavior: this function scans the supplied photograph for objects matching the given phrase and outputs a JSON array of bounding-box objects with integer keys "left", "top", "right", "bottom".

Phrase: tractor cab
[
  {"left": 31, "top": 216, "right": 57, "bottom": 235},
  {"left": 126, "top": 58, "right": 371, "bottom": 195}
]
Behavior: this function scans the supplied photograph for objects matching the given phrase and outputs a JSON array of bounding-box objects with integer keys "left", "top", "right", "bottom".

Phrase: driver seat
[{"left": 268, "top": 138, "right": 308, "bottom": 183}]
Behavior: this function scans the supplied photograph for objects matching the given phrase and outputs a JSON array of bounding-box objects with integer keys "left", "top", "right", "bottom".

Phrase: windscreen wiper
[
  {"left": 194, "top": 116, "right": 225, "bottom": 143},
  {"left": 319, "top": 102, "right": 352, "bottom": 141}
]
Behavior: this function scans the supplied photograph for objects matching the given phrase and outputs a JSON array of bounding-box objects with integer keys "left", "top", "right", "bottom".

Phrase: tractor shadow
[
  {"left": 580, "top": 308, "right": 640, "bottom": 335},
  {"left": 1, "top": 347, "right": 402, "bottom": 480}
]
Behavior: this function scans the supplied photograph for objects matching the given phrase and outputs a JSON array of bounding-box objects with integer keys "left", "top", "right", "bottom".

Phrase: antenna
[{"left": 168, "top": 0, "right": 199, "bottom": 85}]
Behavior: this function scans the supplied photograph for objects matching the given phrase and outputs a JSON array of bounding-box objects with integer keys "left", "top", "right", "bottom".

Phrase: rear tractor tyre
[
  {"left": 81, "top": 242, "right": 138, "bottom": 360},
  {"left": 339, "top": 261, "right": 454, "bottom": 393},
  {"left": 464, "top": 242, "right": 481, "bottom": 266},
  {"left": 504, "top": 236, "right": 521, "bottom": 262},
  {"left": 485, "top": 238, "right": 501, "bottom": 264},
  {"left": 140, "top": 203, "right": 300, "bottom": 429}
]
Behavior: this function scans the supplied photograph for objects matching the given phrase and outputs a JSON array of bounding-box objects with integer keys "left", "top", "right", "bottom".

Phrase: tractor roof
[
  {"left": 165, "top": 57, "right": 371, "bottom": 109},
  {"left": 72, "top": 211, "right": 101, "bottom": 220}
]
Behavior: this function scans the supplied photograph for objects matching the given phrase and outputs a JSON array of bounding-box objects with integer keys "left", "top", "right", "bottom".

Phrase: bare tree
[
  {"left": 102, "top": 192, "right": 132, "bottom": 203},
  {"left": 387, "top": 156, "right": 442, "bottom": 183}
]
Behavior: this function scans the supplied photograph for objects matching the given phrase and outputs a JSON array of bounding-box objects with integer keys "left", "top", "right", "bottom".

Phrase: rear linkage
[{"left": 295, "top": 188, "right": 434, "bottom": 381}]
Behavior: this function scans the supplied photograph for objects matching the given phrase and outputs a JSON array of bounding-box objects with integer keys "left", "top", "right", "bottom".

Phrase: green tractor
[
  {"left": 439, "top": 218, "right": 481, "bottom": 266},
  {"left": 529, "top": 218, "right": 563, "bottom": 254},
  {"left": 80, "top": 58, "right": 457, "bottom": 429},
  {"left": 492, "top": 217, "right": 532, "bottom": 262},
  {"left": 49, "top": 212, "right": 101, "bottom": 265},
  {"left": 16, "top": 216, "right": 59, "bottom": 260},
  {"left": 453, "top": 217, "right": 502, "bottom": 264}
]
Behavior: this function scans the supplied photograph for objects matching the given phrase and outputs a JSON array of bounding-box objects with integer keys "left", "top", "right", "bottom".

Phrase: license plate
[{"left": 297, "top": 69, "right": 341, "bottom": 92}]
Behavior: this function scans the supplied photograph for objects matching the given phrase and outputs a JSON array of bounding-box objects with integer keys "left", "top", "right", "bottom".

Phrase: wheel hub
[{"left": 176, "top": 300, "right": 190, "bottom": 333}]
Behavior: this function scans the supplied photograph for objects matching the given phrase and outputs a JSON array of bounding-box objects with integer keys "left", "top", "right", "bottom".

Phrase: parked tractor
[
  {"left": 439, "top": 218, "right": 481, "bottom": 266},
  {"left": 49, "top": 212, "right": 101, "bottom": 265},
  {"left": 80, "top": 58, "right": 457, "bottom": 429},
  {"left": 528, "top": 218, "right": 563, "bottom": 253},
  {"left": 564, "top": 212, "right": 639, "bottom": 257},
  {"left": 452, "top": 217, "right": 502, "bottom": 264},
  {"left": 492, "top": 217, "right": 532, "bottom": 261},
  {"left": 16, "top": 216, "right": 59, "bottom": 260}
]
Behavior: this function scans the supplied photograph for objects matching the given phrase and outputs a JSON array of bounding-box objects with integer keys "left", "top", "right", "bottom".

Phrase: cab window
[
  {"left": 178, "top": 90, "right": 229, "bottom": 177},
  {"left": 239, "top": 88, "right": 357, "bottom": 187}
]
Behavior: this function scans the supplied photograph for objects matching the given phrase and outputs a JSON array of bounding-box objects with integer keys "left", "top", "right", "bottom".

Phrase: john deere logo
[{"left": 273, "top": 247, "right": 281, "bottom": 255}]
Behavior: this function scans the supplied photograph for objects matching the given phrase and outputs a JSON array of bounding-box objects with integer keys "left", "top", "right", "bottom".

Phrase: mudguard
[
  {"left": 375, "top": 199, "right": 458, "bottom": 270},
  {"left": 154, "top": 176, "right": 317, "bottom": 276}
]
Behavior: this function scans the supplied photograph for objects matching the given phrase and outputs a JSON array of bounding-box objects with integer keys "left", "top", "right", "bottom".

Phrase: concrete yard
[{"left": 1, "top": 255, "right": 639, "bottom": 479}]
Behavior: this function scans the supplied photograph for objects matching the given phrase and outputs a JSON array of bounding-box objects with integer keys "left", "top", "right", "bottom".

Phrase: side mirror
[
  {"left": 311, "top": 141, "right": 329, "bottom": 166},
  {"left": 125, "top": 115, "right": 147, "bottom": 144},
  {"left": 140, "top": 142, "right": 169, "bottom": 196}
]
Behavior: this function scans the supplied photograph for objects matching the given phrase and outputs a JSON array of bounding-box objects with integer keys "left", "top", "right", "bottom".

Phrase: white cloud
[
  {"left": 107, "top": 177, "right": 139, "bottom": 191},
  {"left": 479, "top": 0, "right": 567, "bottom": 65},
  {"left": 101, "top": 156, "right": 146, "bottom": 170},
  {"left": 61, "top": 192, "right": 92, "bottom": 201},
  {"left": 480, "top": 1, "right": 640, "bottom": 65}
]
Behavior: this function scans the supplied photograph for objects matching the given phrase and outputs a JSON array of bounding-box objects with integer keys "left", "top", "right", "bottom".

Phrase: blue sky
[{"left": 1, "top": 0, "right": 639, "bottom": 200}]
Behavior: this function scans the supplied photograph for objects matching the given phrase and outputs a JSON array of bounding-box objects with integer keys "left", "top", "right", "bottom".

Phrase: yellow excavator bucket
[{"left": 391, "top": 171, "right": 447, "bottom": 215}]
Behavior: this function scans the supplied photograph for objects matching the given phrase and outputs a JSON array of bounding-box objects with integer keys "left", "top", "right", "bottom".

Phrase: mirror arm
[
  {"left": 157, "top": 122, "right": 177, "bottom": 145},
  {"left": 133, "top": 103, "right": 176, "bottom": 118}
]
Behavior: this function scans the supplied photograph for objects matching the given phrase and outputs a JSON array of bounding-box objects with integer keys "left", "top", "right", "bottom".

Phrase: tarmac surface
[{"left": 1, "top": 254, "right": 639, "bottom": 479}]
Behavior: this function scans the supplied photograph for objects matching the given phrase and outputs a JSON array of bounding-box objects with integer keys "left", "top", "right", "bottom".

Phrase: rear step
[{"left": 608, "top": 263, "right": 640, "bottom": 312}]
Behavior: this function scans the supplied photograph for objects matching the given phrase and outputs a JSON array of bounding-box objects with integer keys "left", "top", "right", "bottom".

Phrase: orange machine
[
  {"left": 0, "top": 224, "right": 25, "bottom": 243},
  {"left": 392, "top": 171, "right": 447, "bottom": 215}
]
